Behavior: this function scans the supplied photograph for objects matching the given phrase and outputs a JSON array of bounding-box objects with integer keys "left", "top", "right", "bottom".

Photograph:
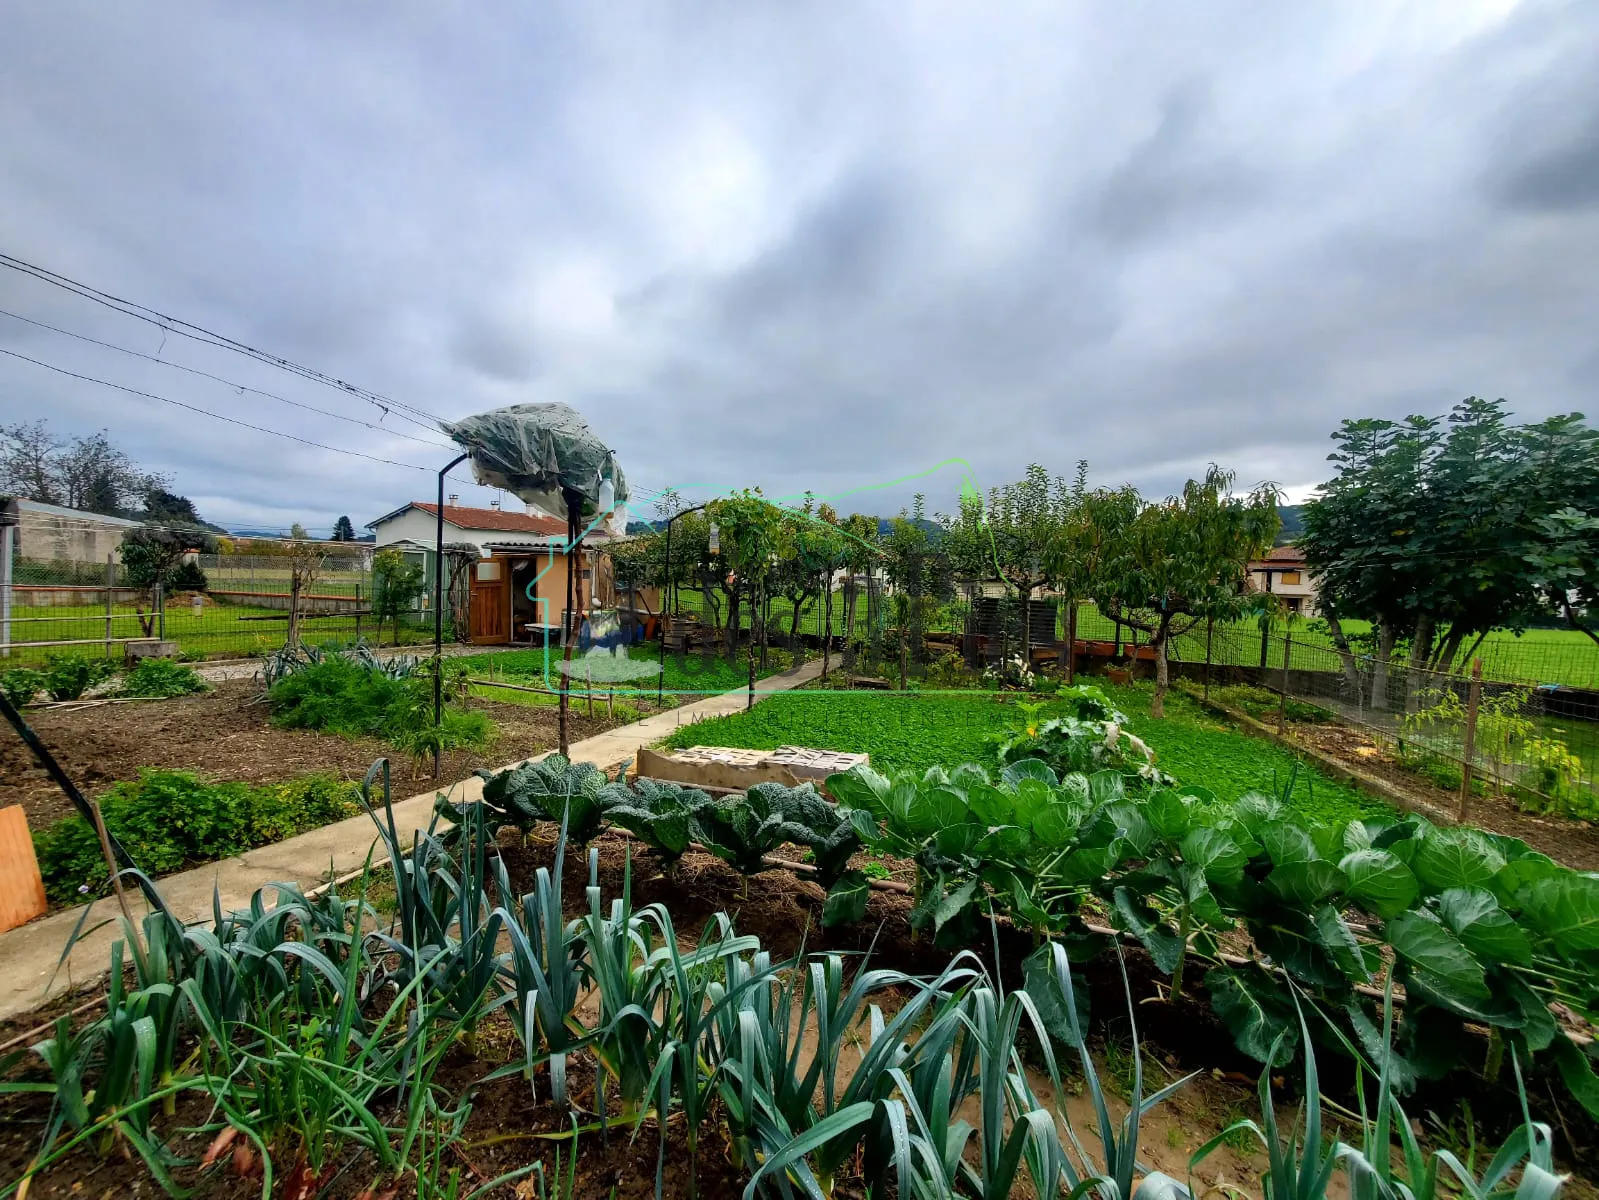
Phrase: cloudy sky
[{"left": 2, "top": 1, "right": 1595, "bottom": 533}]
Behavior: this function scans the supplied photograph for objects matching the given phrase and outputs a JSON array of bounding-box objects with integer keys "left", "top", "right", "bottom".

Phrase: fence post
[
  {"left": 0, "top": 521, "right": 12, "bottom": 657},
  {"left": 1459, "top": 658, "right": 1482, "bottom": 822},
  {"left": 105, "top": 554, "right": 115, "bottom": 659},
  {"left": 156, "top": 581, "right": 165, "bottom": 641},
  {"left": 1203, "top": 617, "right": 1214, "bottom": 701},
  {"left": 1278, "top": 631, "right": 1292, "bottom": 733}
]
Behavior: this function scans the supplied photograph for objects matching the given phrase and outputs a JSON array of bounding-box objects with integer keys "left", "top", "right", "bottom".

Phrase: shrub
[
  {"left": 168, "top": 560, "right": 209, "bottom": 592},
  {"left": 115, "top": 658, "right": 210, "bottom": 698},
  {"left": 32, "top": 770, "right": 359, "bottom": 903},
  {"left": 0, "top": 667, "right": 47, "bottom": 708},
  {"left": 42, "top": 654, "right": 118, "bottom": 701},
  {"left": 267, "top": 656, "right": 493, "bottom": 755}
]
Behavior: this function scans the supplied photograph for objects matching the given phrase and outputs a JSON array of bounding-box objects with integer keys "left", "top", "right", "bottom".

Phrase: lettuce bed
[{"left": 661, "top": 682, "right": 1384, "bottom": 826}]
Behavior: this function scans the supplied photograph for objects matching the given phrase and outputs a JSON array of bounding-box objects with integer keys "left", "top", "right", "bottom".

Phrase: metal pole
[
  {"left": 0, "top": 522, "right": 12, "bottom": 657},
  {"left": 1459, "top": 658, "right": 1482, "bottom": 821},
  {"left": 1278, "top": 631, "right": 1292, "bottom": 734},
  {"left": 433, "top": 452, "right": 470, "bottom": 778},
  {"left": 1203, "top": 617, "right": 1214, "bottom": 701},
  {"left": 658, "top": 515, "right": 672, "bottom": 705},
  {"left": 156, "top": 581, "right": 165, "bottom": 641},
  {"left": 105, "top": 554, "right": 114, "bottom": 659}
]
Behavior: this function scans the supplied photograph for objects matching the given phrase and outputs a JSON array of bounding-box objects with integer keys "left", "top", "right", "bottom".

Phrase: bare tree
[
  {"left": 0, "top": 421, "right": 65, "bottom": 503},
  {"left": 286, "top": 541, "right": 328, "bottom": 648}
]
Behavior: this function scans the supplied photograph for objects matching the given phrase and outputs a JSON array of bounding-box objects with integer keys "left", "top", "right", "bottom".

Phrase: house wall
[
  {"left": 17, "top": 507, "right": 134, "bottom": 563},
  {"left": 1248, "top": 566, "right": 1318, "bottom": 613}
]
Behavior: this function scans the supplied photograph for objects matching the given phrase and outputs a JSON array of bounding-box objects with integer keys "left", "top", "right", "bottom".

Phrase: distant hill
[
  {"left": 1276, "top": 505, "right": 1303, "bottom": 545},
  {"left": 875, "top": 516, "right": 941, "bottom": 537}
]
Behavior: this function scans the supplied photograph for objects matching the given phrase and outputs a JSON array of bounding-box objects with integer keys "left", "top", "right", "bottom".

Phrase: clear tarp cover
[{"left": 441, "top": 403, "right": 629, "bottom": 533}]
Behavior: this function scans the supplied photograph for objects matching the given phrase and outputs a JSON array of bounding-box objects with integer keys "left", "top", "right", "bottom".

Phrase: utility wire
[
  {"left": 0, "top": 345, "right": 466, "bottom": 477},
  {"left": 0, "top": 307, "right": 458, "bottom": 451},
  {"left": 0, "top": 252, "right": 445, "bottom": 435}
]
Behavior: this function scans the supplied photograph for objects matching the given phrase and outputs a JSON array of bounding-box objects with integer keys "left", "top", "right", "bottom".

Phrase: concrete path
[{"left": 0, "top": 656, "right": 824, "bottom": 1024}]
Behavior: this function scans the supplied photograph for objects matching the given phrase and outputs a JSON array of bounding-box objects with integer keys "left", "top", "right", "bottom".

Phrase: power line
[
  {"left": 0, "top": 307, "right": 457, "bottom": 451},
  {"left": 0, "top": 251, "right": 445, "bottom": 435},
  {"left": 0, "top": 345, "right": 459, "bottom": 476}
]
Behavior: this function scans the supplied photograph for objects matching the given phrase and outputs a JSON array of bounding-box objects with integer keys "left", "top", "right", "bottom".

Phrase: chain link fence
[{"left": 1, "top": 553, "right": 431, "bottom": 665}]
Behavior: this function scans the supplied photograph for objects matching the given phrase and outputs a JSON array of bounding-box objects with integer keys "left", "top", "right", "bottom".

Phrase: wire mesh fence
[
  {"left": 1192, "top": 621, "right": 1599, "bottom": 821},
  {"left": 1, "top": 554, "right": 431, "bottom": 665}
]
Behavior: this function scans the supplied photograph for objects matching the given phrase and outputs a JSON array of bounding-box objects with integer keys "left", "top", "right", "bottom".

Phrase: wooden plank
[{"left": 0, "top": 806, "right": 47, "bottom": 933}]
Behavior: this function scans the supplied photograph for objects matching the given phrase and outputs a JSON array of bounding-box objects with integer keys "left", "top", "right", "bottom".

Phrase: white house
[
  {"left": 1247, "top": 545, "right": 1318, "bottom": 615},
  {"left": 366, "top": 499, "right": 618, "bottom": 644},
  {"left": 367, "top": 499, "right": 582, "bottom": 556}
]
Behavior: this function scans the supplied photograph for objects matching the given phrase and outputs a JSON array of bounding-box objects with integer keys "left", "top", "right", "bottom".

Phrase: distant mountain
[
  {"left": 875, "top": 516, "right": 941, "bottom": 537},
  {"left": 229, "top": 526, "right": 331, "bottom": 540},
  {"left": 1276, "top": 505, "right": 1303, "bottom": 545}
]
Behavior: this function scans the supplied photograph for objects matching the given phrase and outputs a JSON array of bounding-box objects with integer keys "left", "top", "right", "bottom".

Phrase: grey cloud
[
  {"left": 1087, "top": 80, "right": 1267, "bottom": 245},
  {"left": 1, "top": 0, "right": 1597, "bottom": 530}
]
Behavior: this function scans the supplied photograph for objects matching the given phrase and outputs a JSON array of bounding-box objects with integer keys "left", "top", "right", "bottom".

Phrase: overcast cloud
[{"left": 2, "top": 1, "right": 1596, "bottom": 532}]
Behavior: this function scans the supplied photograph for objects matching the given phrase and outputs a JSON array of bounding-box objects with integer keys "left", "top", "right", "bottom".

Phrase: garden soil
[
  {"left": 0, "top": 680, "right": 630, "bottom": 829},
  {"left": 3, "top": 832, "right": 1597, "bottom": 1195},
  {"left": 1288, "top": 720, "right": 1599, "bottom": 872}
]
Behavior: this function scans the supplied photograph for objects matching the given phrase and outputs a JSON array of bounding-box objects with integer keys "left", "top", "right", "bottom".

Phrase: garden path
[{"left": 0, "top": 656, "right": 826, "bottom": 1023}]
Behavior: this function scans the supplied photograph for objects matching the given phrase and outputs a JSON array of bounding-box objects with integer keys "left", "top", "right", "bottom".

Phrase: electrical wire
[
  {"left": 0, "top": 252, "right": 446, "bottom": 435},
  {"left": 0, "top": 307, "right": 458, "bottom": 451},
  {"left": 0, "top": 345, "right": 456, "bottom": 476}
]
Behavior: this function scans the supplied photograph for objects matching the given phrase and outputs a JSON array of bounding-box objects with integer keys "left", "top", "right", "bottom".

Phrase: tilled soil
[
  {"left": 0, "top": 680, "right": 632, "bottom": 828},
  {"left": 4, "top": 833, "right": 1596, "bottom": 1197},
  {"left": 1289, "top": 720, "right": 1599, "bottom": 871}
]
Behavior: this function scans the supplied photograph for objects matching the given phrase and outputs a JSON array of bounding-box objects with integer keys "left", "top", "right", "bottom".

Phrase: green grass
[
  {"left": 3, "top": 599, "right": 428, "bottom": 665},
  {"left": 1071, "top": 605, "right": 1599, "bottom": 689},
  {"left": 458, "top": 643, "right": 798, "bottom": 699},
  {"left": 662, "top": 679, "right": 1386, "bottom": 825}
]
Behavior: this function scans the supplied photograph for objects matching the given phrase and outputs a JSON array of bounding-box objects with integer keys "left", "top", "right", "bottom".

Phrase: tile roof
[
  {"left": 1251, "top": 544, "right": 1306, "bottom": 565},
  {"left": 413, "top": 502, "right": 569, "bottom": 535}
]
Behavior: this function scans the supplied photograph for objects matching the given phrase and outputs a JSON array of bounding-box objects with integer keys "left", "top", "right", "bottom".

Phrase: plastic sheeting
[{"left": 441, "top": 402, "right": 629, "bottom": 534}]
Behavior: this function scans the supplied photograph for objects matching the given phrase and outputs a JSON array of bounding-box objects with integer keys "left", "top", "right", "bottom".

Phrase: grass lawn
[
  {"left": 3, "top": 599, "right": 428, "bottom": 665},
  {"left": 1072, "top": 605, "right": 1599, "bottom": 689},
  {"left": 662, "top": 679, "right": 1386, "bottom": 825},
  {"left": 457, "top": 643, "right": 799, "bottom": 700}
]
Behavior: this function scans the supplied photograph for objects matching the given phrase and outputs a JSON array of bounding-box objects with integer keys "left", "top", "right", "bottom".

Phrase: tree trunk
[
  {"left": 1319, "top": 600, "right": 1365, "bottom": 703},
  {"left": 726, "top": 589, "right": 741, "bottom": 665},
  {"left": 1151, "top": 616, "right": 1172, "bottom": 718},
  {"left": 287, "top": 574, "right": 303, "bottom": 648},
  {"left": 1407, "top": 612, "right": 1433, "bottom": 714},
  {"left": 1431, "top": 627, "right": 1466, "bottom": 677},
  {"left": 1065, "top": 600, "right": 1077, "bottom": 685},
  {"left": 822, "top": 584, "right": 833, "bottom": 679},
  {"left": 1370, "top": 621, "right": 1397, "bottom": 711}
]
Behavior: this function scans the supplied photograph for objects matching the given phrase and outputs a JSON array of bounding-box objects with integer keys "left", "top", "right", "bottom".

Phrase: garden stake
[
  {"left": 1459, "top": 657, "right": 1482, "bottom": 821},
  {"left": 1278, "top": 630, "right": 1291, "bottom": 733}
]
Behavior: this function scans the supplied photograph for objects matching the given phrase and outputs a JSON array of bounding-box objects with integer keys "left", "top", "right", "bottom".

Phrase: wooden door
[{"left": 469, "top": 558, "right": 509, "bottom": 644}]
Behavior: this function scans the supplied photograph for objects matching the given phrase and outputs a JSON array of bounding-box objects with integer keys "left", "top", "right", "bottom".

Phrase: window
[
  {"left": 1280, "top": 570, "right": 1301, "bottom": 585},
  {"left": 475, "top": 561, "right": 502, "bottom": 581}
]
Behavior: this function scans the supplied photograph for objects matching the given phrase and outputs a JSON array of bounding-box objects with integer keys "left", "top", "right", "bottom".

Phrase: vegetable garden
[{"left": 5, "top": 679, "right": 1598, "bottom": 1196}]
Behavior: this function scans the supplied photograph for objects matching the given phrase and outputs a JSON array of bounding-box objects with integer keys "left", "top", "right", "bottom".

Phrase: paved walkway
[{"left": 0, "top": 656, "right": 824, "bottom": 1023}]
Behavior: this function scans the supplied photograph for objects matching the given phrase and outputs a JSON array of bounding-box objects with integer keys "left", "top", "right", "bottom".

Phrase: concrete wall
[{"left": 17, "top": 508, "right": 131, "bottom": 563}]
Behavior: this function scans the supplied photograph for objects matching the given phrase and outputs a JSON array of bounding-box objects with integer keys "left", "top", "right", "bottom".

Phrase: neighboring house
[
  {"left": 2, "top": 498, "right": 143, "bottom": 563},
  {"left": 1247, "top": 544, "right": 1317, "bottom": 614},
  {"left": 366, "top": 500, "right": 617, "bottom": 645}
]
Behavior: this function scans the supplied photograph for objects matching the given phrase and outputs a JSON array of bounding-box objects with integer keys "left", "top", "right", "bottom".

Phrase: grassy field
[
  {"left": 2, "top": 599, "right": 428, "bottom": 664},
  {"left": 662, "top": 679, "right": 1386, "bottom": 826},
  {"left": 458, "top": 642, "right": 799, "bottom": 701}
]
